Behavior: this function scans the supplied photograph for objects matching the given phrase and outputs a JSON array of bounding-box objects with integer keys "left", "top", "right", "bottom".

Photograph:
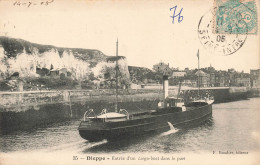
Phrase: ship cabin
[
  {"left": 185, "top": 98, "right": 214, "bottom": 107},
  {"left": 158, "top": 97, "right": 184, "bottom": 109},
  {"left": 155, "top": 97, "right": 183, "bottom": 114},
  {"left": 96, "top": 112, "right": 128, "bottom": 122},
  {"left": 84, "top": 109, "right": 129, "bottom": 123}
]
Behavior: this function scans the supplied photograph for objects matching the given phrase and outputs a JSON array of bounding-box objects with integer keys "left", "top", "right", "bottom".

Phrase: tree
[
  {"left": 13, "top": 72, "right": 19, "bottom": 77},
  {"left": 153, "top": 62, "right": 169, "bottom": 73}
]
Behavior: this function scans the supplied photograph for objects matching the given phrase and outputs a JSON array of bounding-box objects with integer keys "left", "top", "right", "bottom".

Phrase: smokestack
[{"left": 163, "top": 75, "right": 169, "bottom": 99}]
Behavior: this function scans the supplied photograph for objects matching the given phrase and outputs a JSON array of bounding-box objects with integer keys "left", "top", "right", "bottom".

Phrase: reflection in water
[{"left": 0, "top": 98, "right": 259, "bottom": 154}]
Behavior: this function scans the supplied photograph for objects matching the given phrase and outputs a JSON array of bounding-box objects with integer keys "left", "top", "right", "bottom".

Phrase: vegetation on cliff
[{"left": 0, "top": 36, "right": 134, "bottom": 91}]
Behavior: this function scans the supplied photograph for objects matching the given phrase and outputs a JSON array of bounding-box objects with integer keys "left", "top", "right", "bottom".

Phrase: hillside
[
  {"left": 0, "top": 36, "right": 107, "bottom": 68},
  {"left": 0, "top": 36, "right": 131, "bottom": 90}
]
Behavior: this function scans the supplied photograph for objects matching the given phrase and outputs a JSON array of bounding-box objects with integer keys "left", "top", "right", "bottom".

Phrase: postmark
[
  {"left": 198, "top": 8, "right": 247, "bottom": 56},
  {"left": 214, "top": 0, "right": 258, "bottom": 35}
]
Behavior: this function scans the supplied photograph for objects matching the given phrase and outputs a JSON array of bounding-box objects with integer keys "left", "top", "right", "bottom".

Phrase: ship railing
[
  {"left": 99, "top": 108, "right": 107, "bottom": 115},
  {"left": 100, "top": 109, "right": 107, "bottom": 123},
  {"left": 83, "top": 109, "right": 95, "bottom": 122},
  {"left": 119, "top": 109, "right": 130, "bottom": 120},
  {"left": 130, "top": 115, "right": 134, "bottom": 120},
  {"left": 203, "top": 96, "right": 214, "bottom": 103}
]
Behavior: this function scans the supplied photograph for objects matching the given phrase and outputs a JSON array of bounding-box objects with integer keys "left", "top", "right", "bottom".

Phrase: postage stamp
[
  {"left": 198, "top": 8, "right": 247, "bottom": 56},
  {"left": 214, "top": 0, "right": 258, "bottom": 35}
]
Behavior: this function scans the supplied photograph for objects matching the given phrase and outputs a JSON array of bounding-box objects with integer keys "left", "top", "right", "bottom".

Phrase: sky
[{"left": 0, "top": 0, "right": 259, "bottom": 72}]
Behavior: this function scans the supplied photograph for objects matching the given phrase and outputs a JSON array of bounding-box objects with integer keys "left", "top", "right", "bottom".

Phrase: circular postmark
[{"left": 198, "top": 8, "right": 247, "bottom": 56}]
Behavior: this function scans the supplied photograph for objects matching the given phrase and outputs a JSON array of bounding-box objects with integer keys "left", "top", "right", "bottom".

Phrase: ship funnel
[{"left": 163, "top": 75, "right": 169, "bottom": 99}]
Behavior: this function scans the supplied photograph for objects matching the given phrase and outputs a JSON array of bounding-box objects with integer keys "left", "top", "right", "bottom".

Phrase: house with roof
[
  {"left": 195, "top": 70, "right": 210, "bottom": 87},
  {"left": 172, "top": 71, "right": 186, "bottom": 78},
  {"left": 50, "top": 68, "right": 68, "bottom": 78},
  {"left": 250, "top": 69, "right": 260, "bottom": 87}
]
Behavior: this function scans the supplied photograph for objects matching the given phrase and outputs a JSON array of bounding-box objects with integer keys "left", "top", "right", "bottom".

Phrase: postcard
[{"left": 0, "top": 0, "right": 259, "bottom": 165}]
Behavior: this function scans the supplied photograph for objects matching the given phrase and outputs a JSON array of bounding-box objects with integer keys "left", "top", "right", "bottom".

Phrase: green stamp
[{"left": 215, "top": 0, "right": 258, "bottom": 34}]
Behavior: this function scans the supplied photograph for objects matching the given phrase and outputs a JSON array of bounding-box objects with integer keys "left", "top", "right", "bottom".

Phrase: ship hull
[{"left": 79, "top": 104, "right": 212, "bottom": 142}]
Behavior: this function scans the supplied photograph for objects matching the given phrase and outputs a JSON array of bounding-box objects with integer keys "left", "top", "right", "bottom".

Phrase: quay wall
[
  {"left": 0, "top": 89, "right": 162, "bottom": 133},
  {"left": 181, "top": 87, "right": 250, "bottom": 103},
  {"left": 0, "top": 87, "right": 256, "bottom": 110},
  {"left": 0, "top": 87, "right": 258, "bottom": 133},
  {"left": 0, "top": 99, "right": 159, "bottom": 133}
]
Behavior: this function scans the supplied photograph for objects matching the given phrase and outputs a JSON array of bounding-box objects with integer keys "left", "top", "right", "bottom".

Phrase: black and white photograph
[{"left": 0, "top": 0, "right": 259, "bottom": 164}]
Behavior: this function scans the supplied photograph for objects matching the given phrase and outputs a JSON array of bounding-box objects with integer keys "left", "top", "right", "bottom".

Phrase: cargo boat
[
  {"left": 78, "top": 98, "right": 213, "bottom": 142},
  {"left": 78, "top": 42, "right": 214, "bottom": 142}
]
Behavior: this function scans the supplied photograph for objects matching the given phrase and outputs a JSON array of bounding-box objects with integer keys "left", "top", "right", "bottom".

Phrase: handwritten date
[{"left": 13, "top": 0, "right": 54, "bottom": 8}]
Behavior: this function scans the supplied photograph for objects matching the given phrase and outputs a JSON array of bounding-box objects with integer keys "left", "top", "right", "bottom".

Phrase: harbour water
[
  {"left": 1, "top": 98, "right": 259, "bottom": 155},
  {"left": 0, "top": 98, "right": 260, "bottom": 153}
]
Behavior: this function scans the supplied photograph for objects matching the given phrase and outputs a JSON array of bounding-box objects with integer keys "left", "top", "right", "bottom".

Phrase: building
[
  {"left": 215, "top": 72, "right": 225, "bottom": 87},
  {"left": 235, "top": 77, "right": 251, "bottom": 87},
  {"left": 195, "top": 70, "right": 210, "bottom": 87},
  {"left": 153, "top": 62, "right": 172, "bottom": 76},
  {"left": 172, "top": 71, "right": 186, "bottom": 78},
  {"left": 50, "top": 68, "right": 68, "bottom": 78},
  {"left": 183, "top": 79, "right": 197, "bottom": 87},
  {"left": 250, "top": 69, "right": 260, "bottom": 87},
  {"left": 209, "top": 73, "right": 216, "bottom": 87},
  {"left": 250, "top": 69, "right": 260, "bottom": 77}
]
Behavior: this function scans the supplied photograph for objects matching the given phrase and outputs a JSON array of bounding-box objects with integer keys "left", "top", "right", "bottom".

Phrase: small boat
[{"left": 78, "top": 42, "right": 214, "bottom": 142}]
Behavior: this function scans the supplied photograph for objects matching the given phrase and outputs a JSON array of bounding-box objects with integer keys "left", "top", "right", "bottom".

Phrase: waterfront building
[
  {"left": 195, "top": 70, "right": 210, "bottom": 87},
  {"left": 235, "top": 77, "right": 251, "bottom": 87},
  {"left": 209, "top": 73, "right": 215, "bottom": 87},
  {"left": 250, "top": 69, "right": 260, "bottom": 87},
  {"left": 183, "top": 79, "right": 197, "bottom": 87}
]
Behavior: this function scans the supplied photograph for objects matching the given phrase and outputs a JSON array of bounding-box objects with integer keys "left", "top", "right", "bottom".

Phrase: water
[{"left": 1, "top": 98, "right": 259, "bottom": 154}]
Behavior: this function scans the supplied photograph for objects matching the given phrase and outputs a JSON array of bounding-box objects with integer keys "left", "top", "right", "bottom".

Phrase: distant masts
[{"left": 115, "top": 38, "right": 119, "bottom": 112}]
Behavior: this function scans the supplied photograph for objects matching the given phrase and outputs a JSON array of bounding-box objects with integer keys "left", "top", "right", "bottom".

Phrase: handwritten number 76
[{"left": 170, "top": 6, "right": 183, "bottom": 24}]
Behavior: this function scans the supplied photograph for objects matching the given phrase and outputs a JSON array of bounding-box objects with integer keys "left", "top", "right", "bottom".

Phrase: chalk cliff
[{"left": 0, "top": 36, "right": 130, "bottom": 85}]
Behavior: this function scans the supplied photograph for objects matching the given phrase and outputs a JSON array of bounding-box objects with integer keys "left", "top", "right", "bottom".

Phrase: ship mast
[
  {"left": 197, "top": 49, "right": 200, "bottom": 98},
  {"left": 115, "top": 38, "right": 119, "bottom": 112}
]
